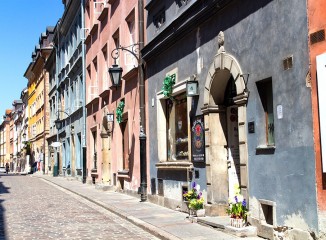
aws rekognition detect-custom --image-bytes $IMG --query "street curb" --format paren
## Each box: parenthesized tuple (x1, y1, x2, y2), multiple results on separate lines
(38, 177, 180, 240)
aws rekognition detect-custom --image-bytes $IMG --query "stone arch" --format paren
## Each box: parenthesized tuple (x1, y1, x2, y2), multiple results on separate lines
(203, 52, 247, 106)
(201, 52, 249, 215)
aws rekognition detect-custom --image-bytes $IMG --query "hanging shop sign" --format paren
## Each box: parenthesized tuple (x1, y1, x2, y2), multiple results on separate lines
(191, 115, 205, 162)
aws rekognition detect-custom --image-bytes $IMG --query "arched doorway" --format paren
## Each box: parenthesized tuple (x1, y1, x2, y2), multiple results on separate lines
(201, 51, 248, 215)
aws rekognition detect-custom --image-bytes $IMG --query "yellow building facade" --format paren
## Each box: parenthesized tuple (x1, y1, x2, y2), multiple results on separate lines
(24, 28, 54, 173)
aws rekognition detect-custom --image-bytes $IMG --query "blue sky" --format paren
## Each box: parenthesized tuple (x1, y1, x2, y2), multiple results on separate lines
(0, 1, 63, 117)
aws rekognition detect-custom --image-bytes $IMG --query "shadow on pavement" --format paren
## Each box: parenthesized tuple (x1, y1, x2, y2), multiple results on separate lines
(0, 174, 11, 240)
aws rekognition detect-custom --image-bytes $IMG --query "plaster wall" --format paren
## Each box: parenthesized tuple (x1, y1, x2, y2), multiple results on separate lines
(145, 0, 318, 232)
(307, 0, 326, 235)
(308, 0, 326, 212)
(85, 0, 146, 192)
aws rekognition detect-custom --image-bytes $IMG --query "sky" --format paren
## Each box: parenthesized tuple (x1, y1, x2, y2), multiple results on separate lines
(0, 1, 64, 117)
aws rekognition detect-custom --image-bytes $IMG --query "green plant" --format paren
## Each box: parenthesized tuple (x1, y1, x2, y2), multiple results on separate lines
(183, 182, 204, 210)
(189, 197, 204, 210)
(162, 74, 176, 99)
(226, 185, 248, 220)
(116, 100, 125, 123)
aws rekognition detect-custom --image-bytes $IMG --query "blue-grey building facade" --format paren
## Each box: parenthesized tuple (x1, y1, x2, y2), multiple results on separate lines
(143, 0, 319, 238)
(47, 0, 86, 180)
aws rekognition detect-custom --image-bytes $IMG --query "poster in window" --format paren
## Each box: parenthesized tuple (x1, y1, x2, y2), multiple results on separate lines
(191, 115, 205, 162)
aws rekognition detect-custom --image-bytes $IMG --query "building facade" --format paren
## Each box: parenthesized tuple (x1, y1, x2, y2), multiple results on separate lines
(143, 0, 319, 238)
(50, 0, 86, 179)
(12, 100, 23, 172)
(18, 88, 30, 174)
(308, 0, 326, 236)
(0, 110, 12, 167)
(84, 0, 146, 194)
(24, 27, 54, 174)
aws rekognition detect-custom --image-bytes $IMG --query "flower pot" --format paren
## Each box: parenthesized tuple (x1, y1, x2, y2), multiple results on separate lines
(195, 208, 205, 217)
(230, 218, 245, 228)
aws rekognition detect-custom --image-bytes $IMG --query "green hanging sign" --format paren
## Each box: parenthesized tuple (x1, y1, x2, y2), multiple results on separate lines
(162, 74, 176, 99)
(116, 100, 125, 123)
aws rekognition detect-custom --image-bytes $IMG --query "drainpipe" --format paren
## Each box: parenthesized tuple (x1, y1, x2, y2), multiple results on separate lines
(81, 0, 87, 184)
(54, 20, 61, 177)
(138, 0, 147, 202)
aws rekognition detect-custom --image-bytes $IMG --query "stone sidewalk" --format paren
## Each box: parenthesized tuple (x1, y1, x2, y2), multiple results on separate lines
(34, 175, 263, 240)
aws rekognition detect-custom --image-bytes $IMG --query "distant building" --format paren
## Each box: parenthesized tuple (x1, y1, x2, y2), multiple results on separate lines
(24, 27, 54, 173)
(48, 0, 86, 179)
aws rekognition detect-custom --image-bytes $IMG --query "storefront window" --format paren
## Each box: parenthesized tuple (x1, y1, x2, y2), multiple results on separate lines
(166, 93, 188, 161)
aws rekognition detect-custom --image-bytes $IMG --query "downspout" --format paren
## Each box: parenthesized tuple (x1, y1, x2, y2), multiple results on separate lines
(54, 20, 61, 177)
(81, 0, 87, 184)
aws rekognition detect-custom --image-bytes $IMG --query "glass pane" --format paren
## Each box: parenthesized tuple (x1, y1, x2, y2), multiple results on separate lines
(167, 94, 188, 161)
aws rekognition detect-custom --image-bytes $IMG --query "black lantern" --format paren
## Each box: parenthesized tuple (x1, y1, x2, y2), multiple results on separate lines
(55, 118, 62, 130)
(108, 64, 123, 88)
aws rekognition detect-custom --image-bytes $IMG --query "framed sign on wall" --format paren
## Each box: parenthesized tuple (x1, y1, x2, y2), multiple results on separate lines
(191, 115, 205, 162)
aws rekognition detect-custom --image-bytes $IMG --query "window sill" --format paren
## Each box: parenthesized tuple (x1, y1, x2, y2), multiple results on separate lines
(117, 169, 130, 178)
(156, 161, 193, 170)
(256, 145, 275, 155)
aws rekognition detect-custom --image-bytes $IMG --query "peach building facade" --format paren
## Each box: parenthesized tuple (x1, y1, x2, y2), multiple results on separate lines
(308, 0, 326, 233)
(85, 0, 146, 192)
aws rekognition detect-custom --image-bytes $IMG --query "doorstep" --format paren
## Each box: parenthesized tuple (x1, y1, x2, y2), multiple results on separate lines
(197, 216, 258, 238)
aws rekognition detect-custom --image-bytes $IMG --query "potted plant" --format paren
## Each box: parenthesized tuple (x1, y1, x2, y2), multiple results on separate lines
(226, 186, 248, 228)
(183, 182, 205, 217)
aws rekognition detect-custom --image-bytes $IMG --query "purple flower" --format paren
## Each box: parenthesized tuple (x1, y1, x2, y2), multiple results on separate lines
(197, 192, 202, 199)
(242, 199, 246, 207)
(192, 182, 196, 189)
(235, 196, 238, 203)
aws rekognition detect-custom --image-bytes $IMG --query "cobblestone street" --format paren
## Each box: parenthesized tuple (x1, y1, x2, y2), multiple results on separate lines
(0, 174, 159, 240)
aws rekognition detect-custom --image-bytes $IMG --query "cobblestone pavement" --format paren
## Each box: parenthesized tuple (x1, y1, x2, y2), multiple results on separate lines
(0, 174, 159, 240)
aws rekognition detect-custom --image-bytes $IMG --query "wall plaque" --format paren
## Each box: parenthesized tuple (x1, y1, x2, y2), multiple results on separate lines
(191, 115, 205, 162)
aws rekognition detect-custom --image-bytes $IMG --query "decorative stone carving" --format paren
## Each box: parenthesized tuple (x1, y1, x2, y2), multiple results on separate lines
(217, 31, 225, 54)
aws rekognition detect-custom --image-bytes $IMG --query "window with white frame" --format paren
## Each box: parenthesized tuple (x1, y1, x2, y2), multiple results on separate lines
(156, 78, 190, 163)
(166, 93, 188, 161)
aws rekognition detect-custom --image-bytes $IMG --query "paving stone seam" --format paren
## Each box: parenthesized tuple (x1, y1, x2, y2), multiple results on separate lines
(39, 177, 181, 240)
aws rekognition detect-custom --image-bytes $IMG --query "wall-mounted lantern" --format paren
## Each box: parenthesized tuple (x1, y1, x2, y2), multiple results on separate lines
(108, 64, 123, 88)
(106, 113, 114, 123)
(186, 80, 199, 97)
(54, 118, 62, 130)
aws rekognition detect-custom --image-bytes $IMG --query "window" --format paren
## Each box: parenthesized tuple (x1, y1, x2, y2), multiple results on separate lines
(256, 78, 274, 146)
(166, 93, 188, 161)
(121, 119, 129, 170)
(126, 10, 135, 45)
(153, 8, 165, 31)
(112, 30, 120, 65)
(101, 45, 108, 89)
(176, 0, 189, 8)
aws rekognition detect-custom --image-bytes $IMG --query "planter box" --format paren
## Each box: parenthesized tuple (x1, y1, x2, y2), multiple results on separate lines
(195, 208, 205, 217)
(230, 218, 245, 228)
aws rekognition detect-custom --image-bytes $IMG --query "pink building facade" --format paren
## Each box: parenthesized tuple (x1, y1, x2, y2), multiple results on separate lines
(85, 0, 147, 193)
